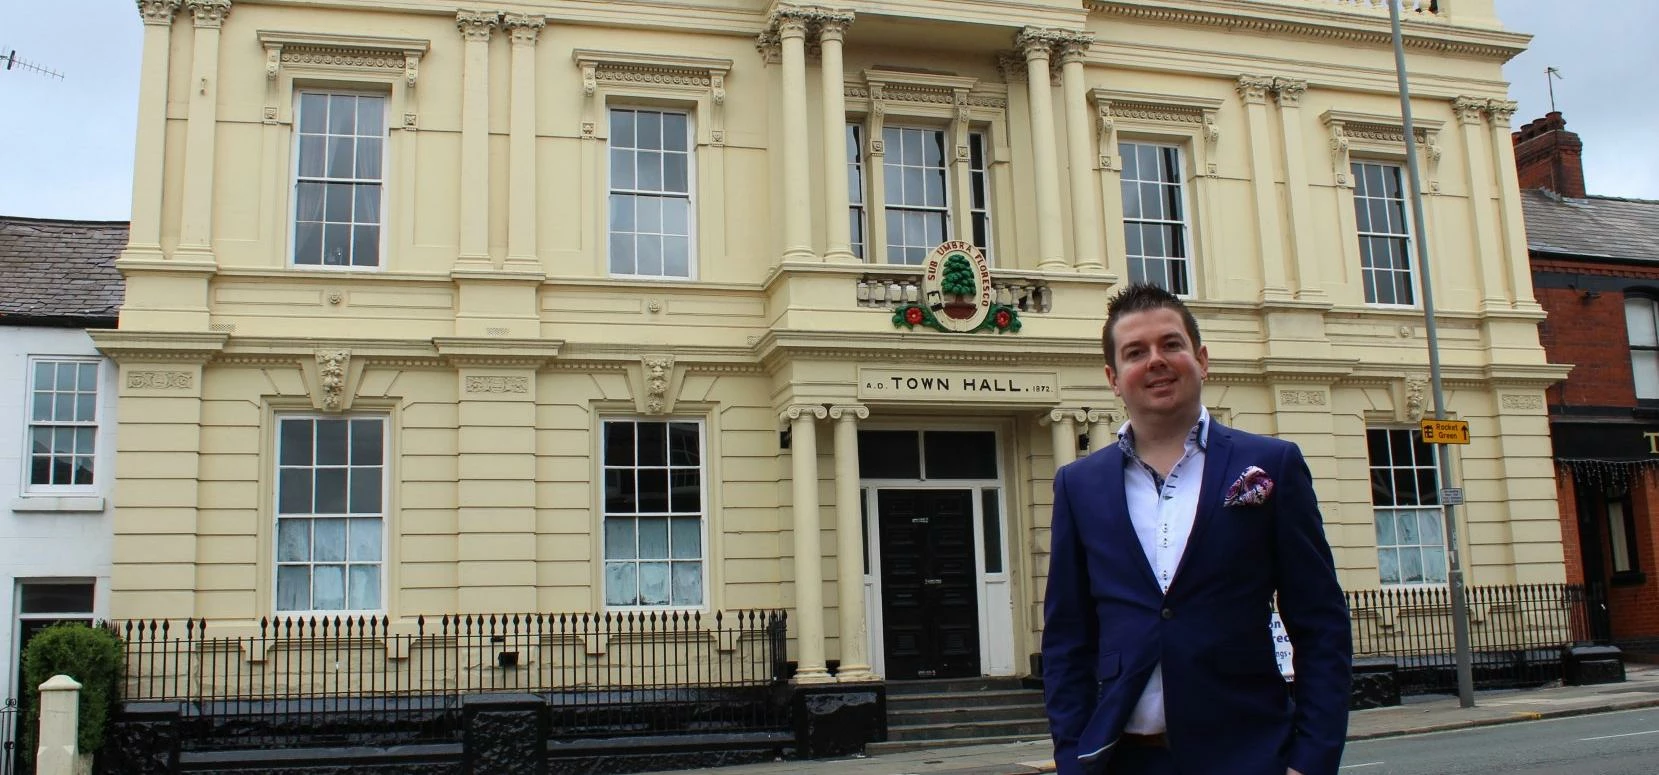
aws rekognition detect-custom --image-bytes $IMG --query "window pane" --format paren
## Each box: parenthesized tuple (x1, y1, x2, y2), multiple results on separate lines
(313, 518, 347, 562)
(349, 518, 381, 561)
(1375, 512, 1396, 547)
(664, 237, 689, 278)
(1419, 510, 1444, 544)
(605, 469, 636, 513)
(670, 516, 700, 559)
(1377, 547, 1400, 586)
(351, 225, 380, 267)
(75, 393, 97, 422)
(672, 562, 703, 605)
(348, 565, 380, 610)
(605, 422, 635, 466)
(328, 95, 356, 134)
(924, 431, 998, 479)
(858, 430, 920, 479)
(349, 467, 381, 514)
(19, 582, 94, 614)
(1626, 300, 1658, 347)
(1400, 548, 1425, 584)
(638, 561, 671, 605)
(1633, 350, 1659, 399)
(605, 518, 637, 560)
(314, 468, 348, 514)
(299, 93, 328, 133)
(1398, 510, 1420, 544)
(73, 456, 94, 485)
(276, 566, 310, 611)
(610, 148, 636, 190)
(316, 421, 348, 465)
(353, 183, 381, 225)
(664, 154, 688, 194)
(638, 111, 663, 150)
(605, 562, 638, 606)
(638, 468, 669, 513)
(638, 423, 667, 466)
(639, 151, 664, 190)
(982, 489, 1003, 574)
(1422, 548, 1448, 583)
(663, 196, 689, 235)
(298, 135, 325, 178)
(611, 109, 636, 148)
(351, 419, 383, 464)
(356, 96, 384, 136)
(670, 469, 700, 513)
(610, 234, 636, 275)
(281, 420, 314, 466)
(278, 519, 310, 562)
(638, 517, 669, 558)
(312, 564, 346, 610)
(326, 136, 353, 178)
(662, 112, 688, 152)
(638, 235, 663, 276)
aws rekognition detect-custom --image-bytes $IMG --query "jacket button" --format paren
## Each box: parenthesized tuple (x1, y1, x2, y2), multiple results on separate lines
(1161, 608, 1174, 620)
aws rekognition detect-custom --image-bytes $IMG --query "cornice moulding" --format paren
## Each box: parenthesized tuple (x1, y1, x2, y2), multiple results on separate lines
(572, 49, 734, 78)
(433, 337, 564, 366)
(89, 330, 229, 362)
(1085, 0, 1529, 62)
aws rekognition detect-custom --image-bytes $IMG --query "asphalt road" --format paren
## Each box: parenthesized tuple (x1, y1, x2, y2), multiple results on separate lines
(1341, 708, 1659, 774)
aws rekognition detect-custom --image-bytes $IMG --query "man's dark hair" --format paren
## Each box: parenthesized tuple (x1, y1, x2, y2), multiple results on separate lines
(1102, 283, 1202, 369)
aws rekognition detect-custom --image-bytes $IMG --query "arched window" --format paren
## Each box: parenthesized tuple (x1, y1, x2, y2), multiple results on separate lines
(1624, 297, 1659, 399)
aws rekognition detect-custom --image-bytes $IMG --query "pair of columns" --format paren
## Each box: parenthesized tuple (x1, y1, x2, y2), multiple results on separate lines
(763, 5, 859, 264)
(781, 403, 875, 684)
(456, 11, 546, 272)
(1014, 28, 1103, 273)
(1046, 407, 1117, 469)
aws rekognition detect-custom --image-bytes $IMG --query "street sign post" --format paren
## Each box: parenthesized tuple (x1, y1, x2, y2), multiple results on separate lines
(1420, 419, 1471, 445)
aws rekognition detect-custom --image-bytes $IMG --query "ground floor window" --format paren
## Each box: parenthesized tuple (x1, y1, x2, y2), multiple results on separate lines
(602, 419, 705, 607)
(275, 416, 386, 612)
(1368, 427, 1447, 586)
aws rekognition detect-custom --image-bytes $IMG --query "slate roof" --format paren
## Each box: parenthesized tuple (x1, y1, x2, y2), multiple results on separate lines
(1522, 188, 1659, 264)
(0, 216, 127, 324)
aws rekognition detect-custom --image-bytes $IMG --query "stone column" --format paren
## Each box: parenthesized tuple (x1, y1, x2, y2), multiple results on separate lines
(766, 7, 815, 263)
(1453, 96, 1506, 311)
(818, 10, 858, 263)
(1017, 28, 1067, 272)
(1486, 99, 1539, 312)
(1272, 78, 1325, 302)
(1057, 34, 1103, 273)
(128, 1, 182, 262)
(1086, 408, 1115, 456)
(1047, 408, 1079, 469)
(1237, 75, 1290, 302)
(177, 0, 231, 261)
(503, 13, 545, 274)
(784, 403, 832, 683)
(456, 10, 498, 268)
(828, 404, 875, 681)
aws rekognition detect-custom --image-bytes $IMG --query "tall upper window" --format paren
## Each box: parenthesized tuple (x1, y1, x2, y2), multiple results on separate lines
(1625, 297, 1659, 399)
(1120, 142, 1190, 295)
(602, 420, 705, 607)
(26, 359, 99, 491)
(276, 417, 385, 612)
(1368, 428, 1446, 586)
(1351, 161, 1413, 305)
(849, 124, 993, 266)
(610, 108, 693, 279)
(293, 92, 385, 268)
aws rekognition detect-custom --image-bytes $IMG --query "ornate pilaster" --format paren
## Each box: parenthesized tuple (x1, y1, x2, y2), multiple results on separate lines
(1485, 98, 1536, 311)
(185, 0, 229, 27)
(1237, 75, 1290, 302)
(763, 6, 816, 263)
(503, 13, 545, 274)
(1056, 32, 1102, 273)
(818, 10, 858, 263)
(828, 404, 876, 681)
(1272, 77, 1323, 302)
(783, 403, 832, 683)
(456, 10, 500, 269)
(125, 1, 183, 262)
(1016, 27, 1068, 271)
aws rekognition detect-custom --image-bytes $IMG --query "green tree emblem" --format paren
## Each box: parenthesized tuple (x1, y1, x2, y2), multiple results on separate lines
(941, 253, 976, 298)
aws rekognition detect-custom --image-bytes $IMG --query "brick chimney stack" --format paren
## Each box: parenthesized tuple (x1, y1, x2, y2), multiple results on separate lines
(1511, 111, 1586, 198)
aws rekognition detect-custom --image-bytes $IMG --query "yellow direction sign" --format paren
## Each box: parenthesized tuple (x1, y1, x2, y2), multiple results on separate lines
(1420, 419, 1470, 445)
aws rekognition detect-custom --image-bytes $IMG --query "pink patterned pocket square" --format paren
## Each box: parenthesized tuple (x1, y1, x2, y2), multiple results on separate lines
(1224, 466, 1274, 507)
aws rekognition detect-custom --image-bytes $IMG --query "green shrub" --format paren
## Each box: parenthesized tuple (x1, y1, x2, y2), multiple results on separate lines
(19, 622, 123, 764)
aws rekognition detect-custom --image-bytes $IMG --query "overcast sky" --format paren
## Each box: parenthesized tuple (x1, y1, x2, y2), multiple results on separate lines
(0, 0, 1652, 221)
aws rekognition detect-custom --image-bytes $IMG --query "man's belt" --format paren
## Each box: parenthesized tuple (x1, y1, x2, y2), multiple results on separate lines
(1119, 732, 1169, 749)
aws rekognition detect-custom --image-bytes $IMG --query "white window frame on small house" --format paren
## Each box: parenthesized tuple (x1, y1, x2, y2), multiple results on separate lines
(1624, 295, 1659, 400)
(846, 70, 1008, 265)
(574, 50, 732, 282)
(22, 358, 101, 494)
(1091, 89, 1222, 297)
(258, 31, 428, 273)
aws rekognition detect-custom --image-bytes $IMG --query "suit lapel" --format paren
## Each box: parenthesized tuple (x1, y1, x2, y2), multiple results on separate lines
(1169, 422, 1234, 594)
(1100, 445, 1163, 594)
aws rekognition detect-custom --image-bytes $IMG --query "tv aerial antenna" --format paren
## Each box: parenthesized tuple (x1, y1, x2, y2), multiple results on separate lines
(1, 48, 65, 80)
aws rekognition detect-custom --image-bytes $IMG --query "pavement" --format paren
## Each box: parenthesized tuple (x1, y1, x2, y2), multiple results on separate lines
(658, 663, 1659, 775)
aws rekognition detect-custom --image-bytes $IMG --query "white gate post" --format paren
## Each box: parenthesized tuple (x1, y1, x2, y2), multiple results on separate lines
(35, 674, 87, 775)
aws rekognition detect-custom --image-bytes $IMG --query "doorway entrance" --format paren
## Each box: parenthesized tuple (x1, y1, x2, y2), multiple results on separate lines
(877, 489, 980, 680)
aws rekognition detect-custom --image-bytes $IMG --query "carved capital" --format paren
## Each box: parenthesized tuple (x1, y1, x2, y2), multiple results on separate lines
(185, 0, 230, 28)
(1452, 96, 1487, 125)
(1484, 98, 1518, 127)
(1271, 77, 1306, 107)
(316, 350, 351, 412)
(1014, 27, 1063, 61)
(456, 10, 499, 43)
(137, 0, 182, 25)
(828, 404, 869, 422)
(1236, 75, 1274, 105)
(1048, 407, 1086, 424)
(1055, 31, 1095, 66)
(503, 13, 545, 46)
(781, 404, 828, 423)
(1084, 408, 1115, 426)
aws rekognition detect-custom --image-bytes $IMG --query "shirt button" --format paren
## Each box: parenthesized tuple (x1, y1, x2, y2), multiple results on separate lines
(1161, 608, 1174, 620)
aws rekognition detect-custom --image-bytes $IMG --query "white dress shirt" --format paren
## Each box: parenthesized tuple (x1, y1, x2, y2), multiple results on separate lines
(1117, 407, 1210, 735)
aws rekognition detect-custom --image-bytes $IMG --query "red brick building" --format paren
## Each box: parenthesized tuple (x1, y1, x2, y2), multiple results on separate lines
(1522, 113, 1659, 650)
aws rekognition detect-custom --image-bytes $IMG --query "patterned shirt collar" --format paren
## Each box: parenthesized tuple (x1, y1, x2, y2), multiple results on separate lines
(1116, 405, 1211, 462)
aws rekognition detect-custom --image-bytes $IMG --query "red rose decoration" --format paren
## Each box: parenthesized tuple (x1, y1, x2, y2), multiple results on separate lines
(905, 307, 924, 325)
(994, 309, 1012, 329)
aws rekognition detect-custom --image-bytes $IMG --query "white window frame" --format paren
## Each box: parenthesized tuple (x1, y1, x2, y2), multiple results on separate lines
(289, 89, 389, 271)
(600, 418, 708, 610)
(1119, 141, 1194, 296)
(606, 106, 698, 281)
(22, 358, 101, 495)
(1351, 160, 1416, 307)
(1368, 427, 1448, 587)
(273, 414, 389, 615)
(1625, 296, 1659, 400)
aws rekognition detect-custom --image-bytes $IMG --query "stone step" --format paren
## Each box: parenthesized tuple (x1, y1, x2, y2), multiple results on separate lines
(887, 702, 1047, 726)
(866, 733, 1051, 756)
(885, 688, 1044, 711)
(884, 718, 1053, 742)
(884, 676, 1034, 695)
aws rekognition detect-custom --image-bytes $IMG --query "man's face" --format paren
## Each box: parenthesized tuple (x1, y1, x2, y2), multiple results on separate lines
(1104, 307, 1208, 423)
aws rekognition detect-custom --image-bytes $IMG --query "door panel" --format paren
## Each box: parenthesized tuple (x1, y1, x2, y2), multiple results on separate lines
(879, 489, 981, 679)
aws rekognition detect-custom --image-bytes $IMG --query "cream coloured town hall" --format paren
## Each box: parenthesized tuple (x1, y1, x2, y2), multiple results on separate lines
(97, 0, 1562, 685)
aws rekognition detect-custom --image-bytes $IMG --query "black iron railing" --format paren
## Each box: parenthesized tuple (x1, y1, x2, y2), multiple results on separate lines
(1347, 583, 1594, 692)
(114, 610, 789, 750)
(1, 696, 17, 775)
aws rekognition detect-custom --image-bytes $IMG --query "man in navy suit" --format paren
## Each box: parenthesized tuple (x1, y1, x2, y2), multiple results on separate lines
(1042, 284, 1351, 775)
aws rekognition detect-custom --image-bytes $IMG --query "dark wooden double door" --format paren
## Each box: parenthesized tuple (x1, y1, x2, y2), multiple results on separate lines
(879, 489, 981, 680)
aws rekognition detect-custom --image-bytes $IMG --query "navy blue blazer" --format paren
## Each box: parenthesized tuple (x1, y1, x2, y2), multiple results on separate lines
(1041, 422, 1351, 775)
